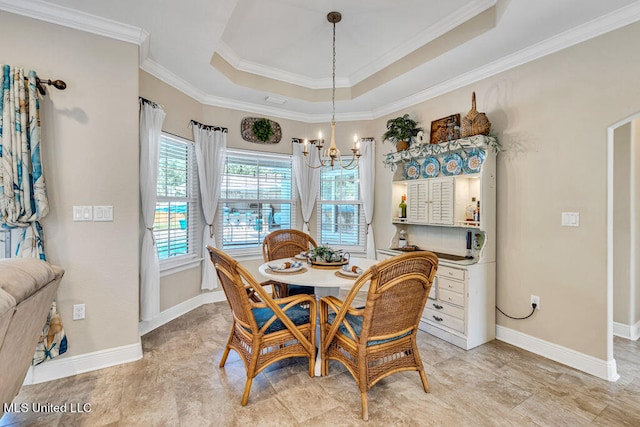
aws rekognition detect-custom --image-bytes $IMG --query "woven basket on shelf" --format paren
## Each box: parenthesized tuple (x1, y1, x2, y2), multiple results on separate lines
(461, 92, 491, 137)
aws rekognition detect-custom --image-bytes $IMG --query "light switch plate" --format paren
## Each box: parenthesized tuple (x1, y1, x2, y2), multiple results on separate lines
(94, 206, 113, 221)
(561, 212, 579, 227)
(73, 206, 92, 221)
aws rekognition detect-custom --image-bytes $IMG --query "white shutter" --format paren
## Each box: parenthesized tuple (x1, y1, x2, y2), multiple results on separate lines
(429, 178, 454, 225)
(407, 181, 428, 223)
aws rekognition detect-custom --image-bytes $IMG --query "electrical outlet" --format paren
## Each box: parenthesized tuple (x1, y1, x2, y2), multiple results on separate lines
(530, 295, 540, 310)
(73, 304, 85, 320)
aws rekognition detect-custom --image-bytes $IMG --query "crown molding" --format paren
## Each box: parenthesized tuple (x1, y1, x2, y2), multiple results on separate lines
(349, 0, 496, 85)
(0, 0, 148, 47)
(215, 0, 495, 90)
(7, 0, 640, 123)
(371, 0, 640, 119)
(216, 40, 351, 89)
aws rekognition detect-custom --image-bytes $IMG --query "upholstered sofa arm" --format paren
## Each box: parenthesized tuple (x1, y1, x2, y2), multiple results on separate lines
(0, 258, 65, 415)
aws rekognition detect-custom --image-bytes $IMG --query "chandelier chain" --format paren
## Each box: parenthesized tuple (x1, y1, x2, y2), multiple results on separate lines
(332, 18, 336, 124)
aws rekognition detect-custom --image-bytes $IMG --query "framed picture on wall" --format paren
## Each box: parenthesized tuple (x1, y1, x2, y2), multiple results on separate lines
(429, 114, 460, 144)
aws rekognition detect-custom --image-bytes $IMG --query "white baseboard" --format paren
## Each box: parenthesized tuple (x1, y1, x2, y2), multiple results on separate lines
(138, 290, 226, 336)
(21, 291, 228, 387)
(23, 341, 143, 385)
(613, 320, 640, 341)
(496, 325, 620, 382)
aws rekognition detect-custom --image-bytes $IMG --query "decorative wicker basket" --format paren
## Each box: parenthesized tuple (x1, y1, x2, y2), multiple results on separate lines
(309, 258, 349, 269)
(461, 92, 491, 137)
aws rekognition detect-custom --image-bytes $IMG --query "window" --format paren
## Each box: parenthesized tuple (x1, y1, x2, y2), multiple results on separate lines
(154, 133, 201, 268)
(219, 149, 295, 252)
(317, 163, 365, 250)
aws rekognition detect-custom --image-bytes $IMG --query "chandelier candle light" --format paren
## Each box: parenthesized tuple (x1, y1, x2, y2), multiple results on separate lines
(299, 11, 361, 170)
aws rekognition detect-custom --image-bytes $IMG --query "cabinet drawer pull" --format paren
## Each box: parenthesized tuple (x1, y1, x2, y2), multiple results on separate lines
(433, 315, 443, 322)
(433, 304, 443, 310)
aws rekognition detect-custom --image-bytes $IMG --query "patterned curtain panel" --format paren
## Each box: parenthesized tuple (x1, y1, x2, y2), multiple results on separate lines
(0, 65, 67, 364)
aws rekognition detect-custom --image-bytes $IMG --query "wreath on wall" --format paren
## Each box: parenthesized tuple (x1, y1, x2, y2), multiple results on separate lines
(252, 118, 274, 142)
(241, 117, 282, 144)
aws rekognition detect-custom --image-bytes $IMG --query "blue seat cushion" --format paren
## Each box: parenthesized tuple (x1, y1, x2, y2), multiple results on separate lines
(252, 303, 310, 334)
(328, 309, 412, 346)
(286, 284, 314, 296)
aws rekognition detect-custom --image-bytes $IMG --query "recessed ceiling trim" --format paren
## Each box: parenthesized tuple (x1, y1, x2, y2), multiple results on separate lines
(348, 0, 497, 85)
(0, 0, 148, 47)
(216, 40, 350, 89)
(372, 0, 640, 119)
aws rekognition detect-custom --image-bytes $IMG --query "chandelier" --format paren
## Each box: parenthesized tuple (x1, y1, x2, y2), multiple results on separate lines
(299, 11, 361, 170)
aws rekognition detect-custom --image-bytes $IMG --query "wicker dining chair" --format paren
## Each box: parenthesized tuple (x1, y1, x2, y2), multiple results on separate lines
(319, 251, 438, 420)
(262, 229, 317, 297)
(207, 246, 316, 406)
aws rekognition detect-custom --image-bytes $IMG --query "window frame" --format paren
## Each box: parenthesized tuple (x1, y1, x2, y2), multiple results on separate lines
(316, 160, 366, 252)
(217, 148, 296, 257)
(155, 132, 202, 273)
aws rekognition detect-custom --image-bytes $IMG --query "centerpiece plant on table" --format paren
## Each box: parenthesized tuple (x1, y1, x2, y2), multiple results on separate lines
(308, 245, 344, 263)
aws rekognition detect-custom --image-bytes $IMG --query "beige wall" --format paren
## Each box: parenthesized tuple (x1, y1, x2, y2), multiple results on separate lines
(374, 21, 640, 360)
(633, 120, 640, 326)
(613, 124, 631, 325)
(0, 12, 140, 355)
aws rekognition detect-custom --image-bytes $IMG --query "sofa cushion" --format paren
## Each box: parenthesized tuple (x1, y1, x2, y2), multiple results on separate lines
(0, 258, 56, 305)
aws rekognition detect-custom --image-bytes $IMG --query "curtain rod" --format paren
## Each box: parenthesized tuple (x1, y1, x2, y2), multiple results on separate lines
(189, 119, 228, 133)
(23, 76, 67, 96)
(139, 97, 162, 109)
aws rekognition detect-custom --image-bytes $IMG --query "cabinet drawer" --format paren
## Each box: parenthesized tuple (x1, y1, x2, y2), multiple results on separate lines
(424, 308, 465, 334)
(426, 300, 464, 320)
(438, 276, 464, 294)
(439, 288, 465, 307)
(438, 266, 465, 281)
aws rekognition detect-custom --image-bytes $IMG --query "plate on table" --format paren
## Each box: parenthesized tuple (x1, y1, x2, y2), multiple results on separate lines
(463, 149, 485, 174)
(442, 153, 463, 176)
(404, 160, 421, 180)
(335, 265, 363, 279)
(421, 157, 440, 178)
(342, 265, 363, 277)
(267, 261, 305, 273)
(294, 252, 308, 260)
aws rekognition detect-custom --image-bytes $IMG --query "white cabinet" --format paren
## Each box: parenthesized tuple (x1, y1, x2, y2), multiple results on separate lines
(385, 135, 496, 350)
(397, 177, 454, 225)
(422, 263, 496, 350)
(377, 249, 496, 350)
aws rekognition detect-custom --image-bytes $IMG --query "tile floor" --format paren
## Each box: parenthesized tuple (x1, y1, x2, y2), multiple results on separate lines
(2, 299, 639, 426)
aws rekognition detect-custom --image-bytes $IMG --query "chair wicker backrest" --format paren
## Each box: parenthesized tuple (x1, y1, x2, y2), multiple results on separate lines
(361, 253, 438, 344)
(207, 246, 317, 406)
(262, 229, 317, 261)
(208, 246, 259, 332)
(320, 251, 438, 420)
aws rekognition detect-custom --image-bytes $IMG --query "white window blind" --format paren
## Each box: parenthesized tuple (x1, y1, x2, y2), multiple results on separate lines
(219, 149, 295, 251)
(317, 162, 365, 250)
(155, 133, 201, 268)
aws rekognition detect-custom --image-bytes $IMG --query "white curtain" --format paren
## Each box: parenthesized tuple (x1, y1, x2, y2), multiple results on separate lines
(139, 99, 165, 321)
(292, 143, 320, 233)
(359, 139, 376, 259)
(193, 123, 226, 290)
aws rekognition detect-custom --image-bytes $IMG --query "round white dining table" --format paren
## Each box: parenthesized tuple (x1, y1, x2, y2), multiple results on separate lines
(258, 256, 379, 376)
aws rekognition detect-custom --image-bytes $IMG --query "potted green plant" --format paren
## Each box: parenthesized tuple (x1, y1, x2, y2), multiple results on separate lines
(308, 245, 344, 263)
(382, 114, 423, 151)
